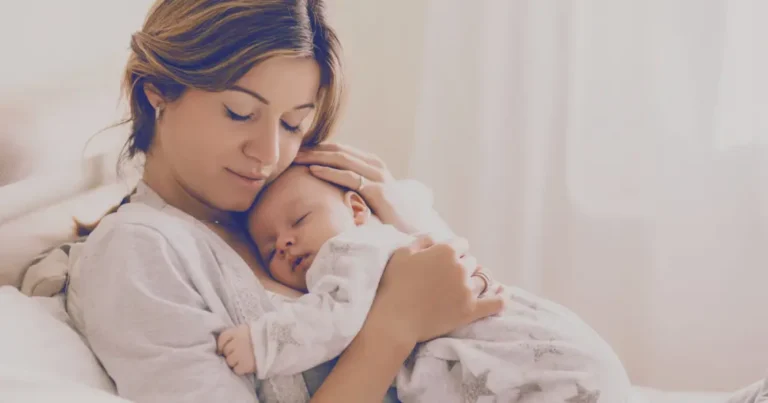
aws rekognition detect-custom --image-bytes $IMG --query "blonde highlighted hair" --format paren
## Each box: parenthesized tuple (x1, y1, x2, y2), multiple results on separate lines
(76, 0, 344, 236)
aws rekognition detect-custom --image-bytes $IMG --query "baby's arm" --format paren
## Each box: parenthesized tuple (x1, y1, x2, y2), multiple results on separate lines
(220, 225, 407, 380)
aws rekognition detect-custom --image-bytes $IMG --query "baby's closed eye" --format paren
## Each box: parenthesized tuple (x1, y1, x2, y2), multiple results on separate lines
(293, 211, 310, 226)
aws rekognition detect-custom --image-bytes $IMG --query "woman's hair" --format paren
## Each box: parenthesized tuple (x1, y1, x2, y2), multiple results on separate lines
(75, 0, 344, 236)
(124, 0, 343, 160)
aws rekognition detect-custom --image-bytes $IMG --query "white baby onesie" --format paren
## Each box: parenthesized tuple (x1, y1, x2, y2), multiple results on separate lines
(248, 223, 632, 403)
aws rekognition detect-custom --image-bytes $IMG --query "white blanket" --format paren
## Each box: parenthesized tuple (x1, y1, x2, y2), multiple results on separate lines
(247, 224, 633, 402)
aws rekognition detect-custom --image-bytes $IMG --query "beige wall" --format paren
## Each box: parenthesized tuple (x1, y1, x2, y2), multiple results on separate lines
(0, 0, 426, 219)
(0, 1, 153, 219)
(0, 1, 153, 186)
(0, 1, 425, 186)
(327, 0, 427, 179)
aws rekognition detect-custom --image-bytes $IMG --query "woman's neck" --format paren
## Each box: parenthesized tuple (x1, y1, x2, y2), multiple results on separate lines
(143, 155, 233, 226)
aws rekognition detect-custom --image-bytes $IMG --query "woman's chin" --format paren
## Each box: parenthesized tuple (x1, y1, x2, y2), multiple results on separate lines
(208, 188, 258, 213)
(221, 196, 257, 213)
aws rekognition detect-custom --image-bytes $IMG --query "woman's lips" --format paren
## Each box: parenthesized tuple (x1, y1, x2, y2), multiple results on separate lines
(226, 168, 266, 187)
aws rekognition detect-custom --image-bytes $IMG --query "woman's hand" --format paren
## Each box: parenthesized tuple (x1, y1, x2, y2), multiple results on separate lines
(295, 142, 393, 184)
(294, 143, 414, 232)
(369, 235, 506, 344)
(469, 264, 505, 297)
(310, 235, 505, 403)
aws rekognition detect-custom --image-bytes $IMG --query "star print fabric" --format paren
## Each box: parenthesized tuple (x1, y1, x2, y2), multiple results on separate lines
(248, 223, 632, 402)
(396, 282, 631, 402)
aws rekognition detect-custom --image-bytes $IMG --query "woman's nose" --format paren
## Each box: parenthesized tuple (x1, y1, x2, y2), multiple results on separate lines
(243, 118, 280, 167)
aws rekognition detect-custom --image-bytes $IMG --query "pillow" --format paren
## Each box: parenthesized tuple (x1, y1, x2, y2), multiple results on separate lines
(0, 369, 128, 403)
(0, 287, 116, 395)
(0, 183, 131, 290)
(21, 239, 85, 297)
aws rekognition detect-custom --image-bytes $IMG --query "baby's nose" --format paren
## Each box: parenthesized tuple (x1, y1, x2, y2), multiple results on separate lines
(276, 236, 295, 251)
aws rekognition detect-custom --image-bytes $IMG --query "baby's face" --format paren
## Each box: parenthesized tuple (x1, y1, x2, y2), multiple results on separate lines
(248, 166, 366, 292)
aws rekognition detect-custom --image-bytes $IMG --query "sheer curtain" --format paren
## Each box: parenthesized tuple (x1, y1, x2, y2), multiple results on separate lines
(409, 0, 768, 391)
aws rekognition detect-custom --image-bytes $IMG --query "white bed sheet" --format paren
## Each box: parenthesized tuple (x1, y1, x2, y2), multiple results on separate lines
(0, 290, 739, 403)
(0, 370, 128, 403)
(0, 382, 731, 403)
(632, 386, 730, 403)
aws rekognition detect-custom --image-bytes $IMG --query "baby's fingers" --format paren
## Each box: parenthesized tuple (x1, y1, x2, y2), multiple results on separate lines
(225, 353, 239, 368)
(233, 361, 251, 376)
(216, 329, 234, 355)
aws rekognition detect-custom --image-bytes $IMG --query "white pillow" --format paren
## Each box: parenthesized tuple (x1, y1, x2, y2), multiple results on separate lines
(0, 287, 116, 395)
(631, 386, 731, 403)
(0, 369, 128, 403)
(0, 183, 131, 289)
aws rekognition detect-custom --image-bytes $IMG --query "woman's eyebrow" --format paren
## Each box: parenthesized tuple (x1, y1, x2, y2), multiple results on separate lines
(230, 85, 315, 110)
(231, 85, 270, 104)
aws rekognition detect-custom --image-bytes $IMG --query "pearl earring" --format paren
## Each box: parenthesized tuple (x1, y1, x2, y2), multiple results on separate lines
(155, 105, 162, 121)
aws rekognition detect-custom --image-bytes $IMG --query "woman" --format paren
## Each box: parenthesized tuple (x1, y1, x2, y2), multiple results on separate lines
(66, 1, 504, 402)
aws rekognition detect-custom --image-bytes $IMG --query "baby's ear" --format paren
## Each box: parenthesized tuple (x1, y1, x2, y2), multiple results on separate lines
(344, 191, 370, 226)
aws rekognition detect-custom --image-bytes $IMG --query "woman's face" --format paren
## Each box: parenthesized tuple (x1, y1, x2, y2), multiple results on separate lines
(147, 56, 321, 212)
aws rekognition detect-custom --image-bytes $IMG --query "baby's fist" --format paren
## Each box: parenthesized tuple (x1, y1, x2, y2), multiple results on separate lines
(217, 324, 256, 375)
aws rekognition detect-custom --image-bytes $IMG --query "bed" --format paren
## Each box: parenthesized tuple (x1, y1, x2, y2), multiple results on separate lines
(0, 168, 748, 403)
(0, 289, 735, 403)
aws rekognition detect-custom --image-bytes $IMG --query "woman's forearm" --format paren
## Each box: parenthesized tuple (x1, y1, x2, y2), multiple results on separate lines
(310, 312, 415, 402)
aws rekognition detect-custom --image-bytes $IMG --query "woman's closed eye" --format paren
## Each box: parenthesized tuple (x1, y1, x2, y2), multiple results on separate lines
(225, 105, 252, 122)
(281, 121, 301, 133)
(225, 105, 302, 133)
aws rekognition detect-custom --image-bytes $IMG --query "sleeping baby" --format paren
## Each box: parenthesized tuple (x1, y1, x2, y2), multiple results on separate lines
(216, 165, 631, 403)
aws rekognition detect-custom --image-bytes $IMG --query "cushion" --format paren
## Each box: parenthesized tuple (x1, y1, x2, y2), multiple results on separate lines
(0, 183, 131, 290)
(21, 239, 85, 297)
(631, 386, 732, 402)
(0, 370, 128, 403)
(0, 286, 116, 394)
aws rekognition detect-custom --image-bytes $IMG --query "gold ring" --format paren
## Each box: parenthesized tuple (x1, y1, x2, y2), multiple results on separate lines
(471, 271, 491, 295)
(356, 174, 366, 191)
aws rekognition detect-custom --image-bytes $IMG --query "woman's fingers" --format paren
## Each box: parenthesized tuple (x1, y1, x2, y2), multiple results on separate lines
(378, 237, 507, 343)
(309, 142, 387, 169)
(470, 273, 488, 296)
(295, 148, 389, 183)
(409, 234, 437, 251)
(460, 254, 478, 276)
(468, 295, 505, 322)
(447, 237, 470, 262)
(307, 165, 368, 191)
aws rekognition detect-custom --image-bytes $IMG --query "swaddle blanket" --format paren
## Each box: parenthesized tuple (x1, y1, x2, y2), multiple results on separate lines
(726, 378, 768, 403)
(247, 223, 632, 402)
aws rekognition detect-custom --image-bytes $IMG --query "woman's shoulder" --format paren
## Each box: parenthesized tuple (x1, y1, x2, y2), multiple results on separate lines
(67, 203, 211, 333)
(74, 202, 210, 282)
(85, 202, 200, 250)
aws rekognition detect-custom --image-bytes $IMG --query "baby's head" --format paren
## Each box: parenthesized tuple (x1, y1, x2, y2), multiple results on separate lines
(248, 165, 371, 292)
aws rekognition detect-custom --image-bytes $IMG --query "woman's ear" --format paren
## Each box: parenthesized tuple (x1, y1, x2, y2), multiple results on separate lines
(143, 83, 165, 110)
(344, 191, 371, 226)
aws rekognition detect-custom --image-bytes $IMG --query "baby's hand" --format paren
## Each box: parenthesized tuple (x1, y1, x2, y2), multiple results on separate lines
(217, 324, 256, 376)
